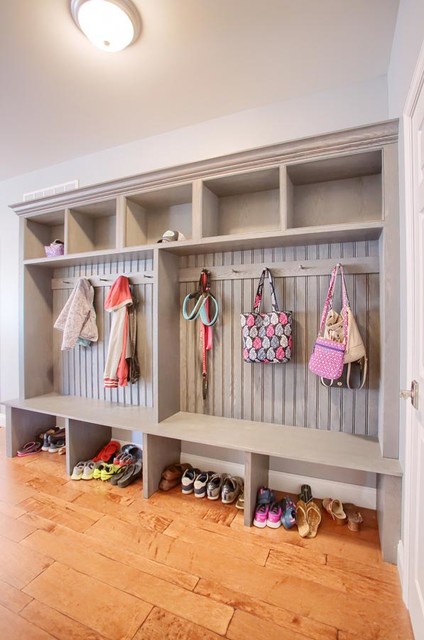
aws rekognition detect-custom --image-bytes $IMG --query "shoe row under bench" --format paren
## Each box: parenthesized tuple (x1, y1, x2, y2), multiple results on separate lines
(4, 393, 402, 562)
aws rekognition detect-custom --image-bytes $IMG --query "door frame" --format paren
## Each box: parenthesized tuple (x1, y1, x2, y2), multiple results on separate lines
(400, 39, 424, 606)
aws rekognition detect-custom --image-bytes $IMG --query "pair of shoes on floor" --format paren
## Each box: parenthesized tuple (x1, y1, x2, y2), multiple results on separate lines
(109, 460, 143, 487)
(182, 469, 243, 504)
(296, 499, 322, 538)
(41, 428, 66, 453)
(322, 497, 363, 531)
(71, 460, 96, 480)
(158, 463, 192, 491)
(92, 440, 120, 464)
(253, 486, 276, 528)
(16, 441, 42, 457)
(113, 444, 143, 467)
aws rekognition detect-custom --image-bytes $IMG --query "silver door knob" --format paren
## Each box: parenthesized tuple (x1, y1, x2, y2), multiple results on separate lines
(400, 380, 419, 409)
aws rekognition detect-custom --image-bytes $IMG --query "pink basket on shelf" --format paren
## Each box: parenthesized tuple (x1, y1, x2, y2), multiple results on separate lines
(44, 239, 64, 257)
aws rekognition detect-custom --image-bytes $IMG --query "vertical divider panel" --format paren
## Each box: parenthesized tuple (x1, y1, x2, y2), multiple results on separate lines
(192, 179, 203, 241)
(279, 165, 290, 231)
(244, 451, 269, 526)
(155, 249, 180, 421)
(143, 433, 181, 497)
(116, 195, 126, 249)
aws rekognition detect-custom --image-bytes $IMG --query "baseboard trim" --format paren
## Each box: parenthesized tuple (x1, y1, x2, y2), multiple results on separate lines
(180, 452, 376, 509)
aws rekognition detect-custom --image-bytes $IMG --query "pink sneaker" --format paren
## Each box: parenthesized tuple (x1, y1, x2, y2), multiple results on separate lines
(266, 502, 282, 528)
(253, 503, 269, 528)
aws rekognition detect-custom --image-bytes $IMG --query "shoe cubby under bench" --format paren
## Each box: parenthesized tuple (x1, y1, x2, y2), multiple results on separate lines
(4, 394, 402, 562)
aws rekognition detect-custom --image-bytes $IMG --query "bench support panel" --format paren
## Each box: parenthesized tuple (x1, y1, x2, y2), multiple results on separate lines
(143, 433, 181, 498)
(377, 474, 402, 563)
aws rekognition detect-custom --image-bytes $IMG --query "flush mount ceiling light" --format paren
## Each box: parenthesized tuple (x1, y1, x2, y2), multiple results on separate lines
(70, 0, 141, 52)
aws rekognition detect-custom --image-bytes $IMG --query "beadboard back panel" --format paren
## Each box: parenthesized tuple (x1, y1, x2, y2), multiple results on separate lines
(180, 241, 380, 435)
(53, 255, 154, 406)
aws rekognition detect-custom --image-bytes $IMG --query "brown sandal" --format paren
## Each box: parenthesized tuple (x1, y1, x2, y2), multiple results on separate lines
(296, 500, 310, 538)
(322, 497, 347, 525)
(344, 503, 363, 532)
(306, 501, 322, 538)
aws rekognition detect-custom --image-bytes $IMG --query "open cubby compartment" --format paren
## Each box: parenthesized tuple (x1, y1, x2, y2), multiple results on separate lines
(67, 198, 117, 254)
(201, 167, 282, 238)
(124, 183, 193, 247)
(23, 210, 66, 260)
(284, 150, 383, 229)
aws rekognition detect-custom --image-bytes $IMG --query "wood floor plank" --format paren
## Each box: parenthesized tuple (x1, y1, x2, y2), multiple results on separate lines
(266, 548, 403, 603)
(147, 486, 238, 525)
(22, 562, 153, 640)
(23, 524, 199, 592)
(164, 517, 270, 566)
(0, 577, 33, 613)
(20, 600, 109, 640)
(133, 607, 225, 639)
(18, 494, 103, 533)
(73, 491, 173, 533)
(195, 578, 337, 640)
(227, 609, 313, 640)
(0, 535, 54, 590)
(0, 602, 56, 639)
(0, 510, 36, 542)
(325, 552, 400, 587)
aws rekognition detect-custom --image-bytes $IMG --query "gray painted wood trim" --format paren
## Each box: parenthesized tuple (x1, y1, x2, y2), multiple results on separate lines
(377, 474, 402, 563)
(10, 121, 398, 216)
(6, 406, 57, 457)
(179, 257, 379, 282)
(67, 418, 111, 475)
(244, 451, 269, 526)
(143, 433, 181, 498)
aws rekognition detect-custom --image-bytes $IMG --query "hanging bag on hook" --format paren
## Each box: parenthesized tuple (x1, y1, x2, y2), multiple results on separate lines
(309, 263, 367, 387)
(240, 267, 293, 363)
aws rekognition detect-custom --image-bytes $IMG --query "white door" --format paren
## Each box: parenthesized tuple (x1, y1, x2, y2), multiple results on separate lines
(404, 56, 424, 639)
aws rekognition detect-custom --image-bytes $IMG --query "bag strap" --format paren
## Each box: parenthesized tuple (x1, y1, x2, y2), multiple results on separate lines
(319, 263, 350, 341)
(253, 268, 280, 313)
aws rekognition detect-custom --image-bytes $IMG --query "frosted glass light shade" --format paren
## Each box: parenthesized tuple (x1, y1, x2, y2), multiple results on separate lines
(71, 0, 141, 52)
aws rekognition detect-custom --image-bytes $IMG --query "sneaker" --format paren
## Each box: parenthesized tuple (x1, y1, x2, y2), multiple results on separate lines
(71, 461, 86, 480)
(48, 439, 65, 453)
(236, 492, 244, 510)
(253, 503, 269, 528)
(100, 463, 119, 481)
(41, 433, 50, 452)
(281, 497, 297, 529)
(81, 461, 95, 480)
(181, 467, 200, 494)
(266, 502, 282, 528)
(193, 471, 214, 498)
(256, 486, 275, 506)
(93, 461, 107, 480)
(206, 473, 224, 500)
(221, 476, 243, 504)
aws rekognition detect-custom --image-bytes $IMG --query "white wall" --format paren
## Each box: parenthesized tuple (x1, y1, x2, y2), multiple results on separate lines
(388, 0, 424, 118)
(0, 75, 388, 404)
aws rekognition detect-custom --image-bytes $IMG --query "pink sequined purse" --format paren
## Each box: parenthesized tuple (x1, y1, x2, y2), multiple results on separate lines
(308, 264, 347, 380)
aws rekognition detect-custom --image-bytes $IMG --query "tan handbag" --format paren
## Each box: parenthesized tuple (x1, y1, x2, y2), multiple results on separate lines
(321, 265, 367, 389)
(324, 308, 366, 364)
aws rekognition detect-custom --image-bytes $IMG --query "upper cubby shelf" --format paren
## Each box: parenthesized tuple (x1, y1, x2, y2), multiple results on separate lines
(67, 199, 117, 253)
(15, 121, 396, 265)
(124, 183, 193, 246)
(200, 167, 281, 238)
(284, 150, 383, 230)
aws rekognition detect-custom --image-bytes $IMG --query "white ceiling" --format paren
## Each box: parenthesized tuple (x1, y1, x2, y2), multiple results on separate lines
(0, 0, 399, 181)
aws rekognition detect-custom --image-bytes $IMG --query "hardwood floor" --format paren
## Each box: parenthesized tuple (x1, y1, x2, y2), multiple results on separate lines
(0, 428, 413, 640)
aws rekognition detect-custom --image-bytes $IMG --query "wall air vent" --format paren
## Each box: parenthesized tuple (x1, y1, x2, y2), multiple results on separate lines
(23, 180, 79, 202)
